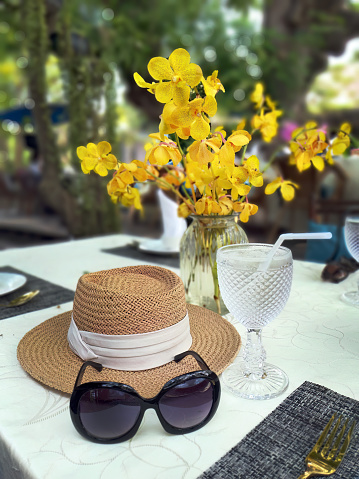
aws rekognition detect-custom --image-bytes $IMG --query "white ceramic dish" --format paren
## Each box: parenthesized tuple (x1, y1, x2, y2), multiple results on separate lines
(138, 239, 179, 255)
(0, 273, 27, 296)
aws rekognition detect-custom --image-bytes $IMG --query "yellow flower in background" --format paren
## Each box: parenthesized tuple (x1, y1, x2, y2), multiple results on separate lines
(76, 141, 117, 176)
(140, 48, 202, 105)
(252, 109, 282, 143)
(250, 83, 264, 109)
(235, 119, 246, 131)
(289, 123, 328, 172)
(265, 177, 299, 201)
(201, 70, 225, 97)
(326, 123, 351, 163)
(265, 95, 277, 111)
(171, 95, 217, 140)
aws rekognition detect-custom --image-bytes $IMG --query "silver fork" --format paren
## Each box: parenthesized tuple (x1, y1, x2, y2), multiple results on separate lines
(297, 413, 356, 478)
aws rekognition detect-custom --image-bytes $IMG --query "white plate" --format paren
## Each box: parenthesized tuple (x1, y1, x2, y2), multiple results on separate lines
(0, 273, 27, 296)
(138, 239, 179, 255)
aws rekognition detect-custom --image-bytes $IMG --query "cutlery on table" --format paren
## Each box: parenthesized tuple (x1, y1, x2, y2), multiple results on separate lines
(297, 413, 356, 478)
(0, 290, 40, 308)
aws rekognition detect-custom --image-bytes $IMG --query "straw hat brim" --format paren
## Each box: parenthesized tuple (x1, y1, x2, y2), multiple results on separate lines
(17, 304, 241, 398)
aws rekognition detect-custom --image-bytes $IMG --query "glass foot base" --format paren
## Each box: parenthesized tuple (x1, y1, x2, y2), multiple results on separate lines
(222, 361, 289, 400)
(341, 291, 359, 306)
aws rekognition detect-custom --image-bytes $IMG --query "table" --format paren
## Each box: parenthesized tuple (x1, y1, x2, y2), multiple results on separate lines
(0, 234, 358, 479)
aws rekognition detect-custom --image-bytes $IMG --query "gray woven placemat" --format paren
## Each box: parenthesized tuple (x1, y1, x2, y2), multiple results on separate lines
(0, 266, 74, 320)
(102, 245, 180, 268)
(200, 382, 359, 479)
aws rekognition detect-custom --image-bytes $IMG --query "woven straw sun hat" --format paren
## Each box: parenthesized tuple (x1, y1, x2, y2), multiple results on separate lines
(18, 265, 241, 398)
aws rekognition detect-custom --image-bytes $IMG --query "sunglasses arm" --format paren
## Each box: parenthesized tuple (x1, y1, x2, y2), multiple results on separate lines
(74, 360, 103, 388)
(174, 350, 210, 371)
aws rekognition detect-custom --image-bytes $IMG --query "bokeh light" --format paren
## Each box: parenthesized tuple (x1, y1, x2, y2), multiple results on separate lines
(247, 65, 262, 78)
(103, 72, 112, 82)
(24, 98, 35, 109)
(233, 89, 245, 101)
(204, 47, 217, 62)
(246, 53, 258, 65)
(102, 8, 114, 21)
(236, 45, 248, 58)
(16, 56, 28, 68)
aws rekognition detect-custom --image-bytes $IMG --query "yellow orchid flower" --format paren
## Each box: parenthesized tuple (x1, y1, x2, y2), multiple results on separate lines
(289, 123, 328, 172)
(265, 95, 277, 111)
(112, 186, 143, 211)
(139, 48, 202, 106)
(243, 155, 263, 187)
(178, 202, 193, 218)
(326, 123, 351, 160)
(250, 82, 264, 109)
(185, 161, 213, 194)
(161, 169, 186, 189)
(107, 161, 147, 195)
(145, 133, 182, 166)
(195, 197, 231, 215)
(76, 141, 118, 176)
(171, 95, 217, 141)
(224, 170, 251, 201)
(265, 177, 299, 201)
(187, 136, 222, 165)
(133, 73, 157, 94)
(201, 70, 225, 97)
(252, 109, 282, 143)
(233, 201, 258, 223)
(159, 101, 191, 139)
(235, 119, 246, 131)
(218, 130, 251, 166)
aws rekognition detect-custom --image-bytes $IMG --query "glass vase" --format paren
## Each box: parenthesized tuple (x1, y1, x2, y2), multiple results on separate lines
(180, 215, 248, 315)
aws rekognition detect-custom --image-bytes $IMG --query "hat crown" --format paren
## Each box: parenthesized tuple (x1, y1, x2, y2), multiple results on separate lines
(72, 265, 187, 335)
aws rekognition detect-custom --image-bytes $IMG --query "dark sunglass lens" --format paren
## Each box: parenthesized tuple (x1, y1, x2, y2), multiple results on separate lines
(159, 378, 214, 429)
(78, 388, 141, 440)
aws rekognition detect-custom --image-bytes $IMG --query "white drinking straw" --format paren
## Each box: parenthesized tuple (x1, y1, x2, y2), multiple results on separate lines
(257, 232, 333, 272)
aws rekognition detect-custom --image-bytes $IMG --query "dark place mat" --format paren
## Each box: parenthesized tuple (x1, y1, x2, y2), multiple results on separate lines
(200, 382, 359, 479)
(0, 266, 75, 320)
(102, 245, 180, 269)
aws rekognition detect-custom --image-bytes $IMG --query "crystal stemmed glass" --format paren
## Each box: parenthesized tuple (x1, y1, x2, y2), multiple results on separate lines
(341, 217, 359, 305)
(217, 243, 293, 400)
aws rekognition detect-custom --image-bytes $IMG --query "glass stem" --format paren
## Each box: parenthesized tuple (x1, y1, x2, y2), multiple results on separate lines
(243, 329, 266, 380)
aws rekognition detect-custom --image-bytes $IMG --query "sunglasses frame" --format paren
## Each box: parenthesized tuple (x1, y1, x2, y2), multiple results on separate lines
(70, 350, 221, 443)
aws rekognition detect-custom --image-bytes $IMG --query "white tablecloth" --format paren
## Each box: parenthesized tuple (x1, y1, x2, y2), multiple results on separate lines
(0, 234, 358, 479)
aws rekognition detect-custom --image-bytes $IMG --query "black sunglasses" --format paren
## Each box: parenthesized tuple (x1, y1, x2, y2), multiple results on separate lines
(70, 350, 220, 443)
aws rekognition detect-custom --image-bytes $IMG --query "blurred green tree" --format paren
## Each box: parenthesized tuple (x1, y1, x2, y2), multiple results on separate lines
(1, 0, 359, 237)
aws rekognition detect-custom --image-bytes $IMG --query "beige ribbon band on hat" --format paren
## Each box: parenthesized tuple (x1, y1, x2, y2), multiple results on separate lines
(67, 313, 192, 371)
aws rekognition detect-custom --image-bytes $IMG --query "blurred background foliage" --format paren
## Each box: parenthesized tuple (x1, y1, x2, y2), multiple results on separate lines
(1, 0, 359, 238)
